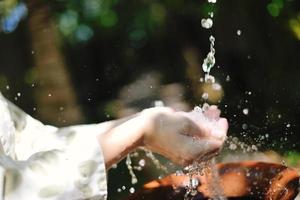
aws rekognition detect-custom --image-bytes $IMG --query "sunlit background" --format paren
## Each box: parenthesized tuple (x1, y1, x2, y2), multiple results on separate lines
(1, 0, 300, 199)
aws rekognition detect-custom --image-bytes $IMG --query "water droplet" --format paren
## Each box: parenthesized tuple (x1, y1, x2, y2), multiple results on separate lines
(131, 152, 139, 157)
(251, 145, 258, 151)
(204, 74, 215, 83)
(201, 18, 213, 29)
(226, 75, 230, 82)
(202, 93, 209, 100)
(190, 189, 198, 196)
(209, 35, 215, 43)
(112, 164, 118, 169)
(202, 103, 210, 112)
(129, 187, 135, 194)
(154, 100, 164, 107)
(6, 85, 10, 90)
(242, 123, 248, 130)
(286, 123, 291, 128)
(243, 108, 249, 115)
(281, 160, 287, 167)
(121, 186, 126, 190)
(117, 188, 122, 192)
(176, 170, 184, 176)
(134, 166, 142, 171)
(48, 93, 52, 97)
(191, 178, 199, 189)
(138, 159, 146, 167)
(229, 143, 237, 150)
(278, 114, 282, 119)
(208, 0, 217, 3)
(193, 106, 202, 113)
(17, 92, 21, 97)
(212, 83, 222, 90)
(237, 29, 242, 36)
(131, 178, 138, 184)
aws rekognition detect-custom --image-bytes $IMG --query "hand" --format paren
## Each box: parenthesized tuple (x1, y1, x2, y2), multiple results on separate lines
(141, 106, 228, 166)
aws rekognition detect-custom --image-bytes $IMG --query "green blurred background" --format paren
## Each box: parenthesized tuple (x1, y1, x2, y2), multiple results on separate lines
(0, 0, 300, 199)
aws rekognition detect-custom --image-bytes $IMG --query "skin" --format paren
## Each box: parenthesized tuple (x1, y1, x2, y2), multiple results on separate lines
(97, 105, 228, 169)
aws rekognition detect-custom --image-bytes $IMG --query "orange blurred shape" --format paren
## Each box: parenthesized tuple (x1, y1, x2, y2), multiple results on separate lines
(126, 161, 299, 200)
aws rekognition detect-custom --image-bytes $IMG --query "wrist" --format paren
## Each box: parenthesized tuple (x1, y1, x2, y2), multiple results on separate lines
(139, 107, 175, 150)
(138, 111, 155, 148)
(98, 115, 148, 168)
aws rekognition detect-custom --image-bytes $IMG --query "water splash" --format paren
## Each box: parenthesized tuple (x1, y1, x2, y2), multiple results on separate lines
(202, 35, 216, 74)
(144, 149, 168, 173)
(126, 155, 138, 184)
(180, 104, 227, 200)
(182, 0, 228, 199)
(125, 148, 169, 187)
(182, 160, 210, 200)
(207, 159, 227, 200)
(184, 175, 200, 200)
(182, 158, 227, 200)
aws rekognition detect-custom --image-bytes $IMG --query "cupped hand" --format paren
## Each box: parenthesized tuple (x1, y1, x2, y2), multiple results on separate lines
(141, 106, 228, 166)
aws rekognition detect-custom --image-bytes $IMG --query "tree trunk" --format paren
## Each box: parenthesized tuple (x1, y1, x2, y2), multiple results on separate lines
(27, 0, 83, 125)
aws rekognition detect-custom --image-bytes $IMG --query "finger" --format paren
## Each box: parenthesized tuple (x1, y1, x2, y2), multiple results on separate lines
(204, 105, 221, 120)
(210, 118, 228, 140)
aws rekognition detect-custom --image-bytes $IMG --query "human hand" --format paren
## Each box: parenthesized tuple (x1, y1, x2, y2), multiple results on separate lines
(141, 106, 228, 166)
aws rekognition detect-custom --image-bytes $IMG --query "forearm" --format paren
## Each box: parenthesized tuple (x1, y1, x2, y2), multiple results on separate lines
(97, 114, 148, 169)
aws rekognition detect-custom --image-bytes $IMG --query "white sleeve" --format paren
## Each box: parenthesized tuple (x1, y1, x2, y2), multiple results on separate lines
(3, 101, 107, 200)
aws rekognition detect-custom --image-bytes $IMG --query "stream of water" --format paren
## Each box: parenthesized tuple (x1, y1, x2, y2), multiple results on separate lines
(182, 0, 228, 199)
(124, 0, 259, 198)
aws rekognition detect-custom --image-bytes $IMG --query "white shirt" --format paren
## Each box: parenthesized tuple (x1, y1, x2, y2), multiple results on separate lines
(0, 93, 107, 200)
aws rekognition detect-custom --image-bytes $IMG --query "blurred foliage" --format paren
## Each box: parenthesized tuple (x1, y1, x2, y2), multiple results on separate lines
(0, 0, 295, 40)
(0, 0, 296, 37)
(0, 0, 27, 33)
(0, 0, 17, 17)
(289, 14, 300, 40)
(284, 151, 300, 167)
(50, 0, 215, 43)
(267, 0, 285, 17)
